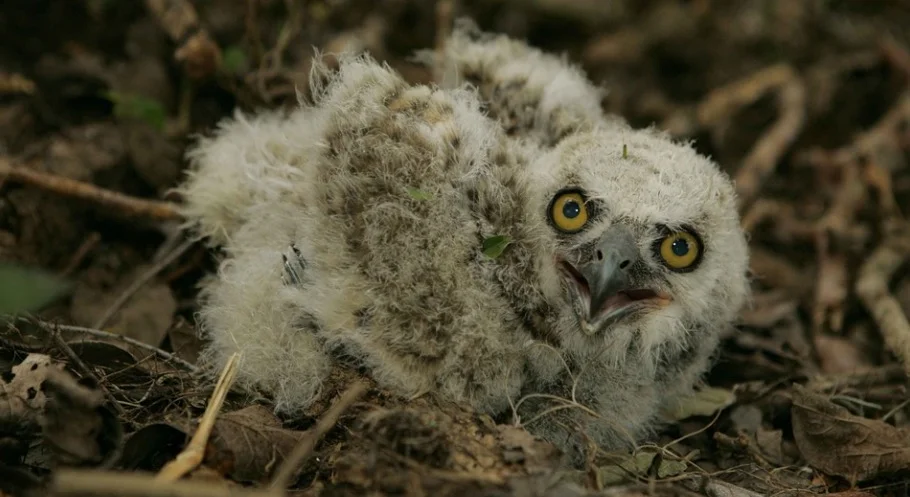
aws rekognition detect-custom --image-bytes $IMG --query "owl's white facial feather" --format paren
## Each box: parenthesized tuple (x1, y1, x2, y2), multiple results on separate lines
(519, 127, 749, 364)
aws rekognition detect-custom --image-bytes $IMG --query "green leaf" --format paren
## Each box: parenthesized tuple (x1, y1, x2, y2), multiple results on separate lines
(221, 45, 249, 74)
(105, 91, 167, 131)
(406, 187, 433, 201)
(661, 386, 735, 421)
(482, 235, 511, 259)
(622, 143, 628, 159)
(0, 263, 70, 315)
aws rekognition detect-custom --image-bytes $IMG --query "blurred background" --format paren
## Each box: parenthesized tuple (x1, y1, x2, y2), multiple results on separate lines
(1, 1, 909, 495)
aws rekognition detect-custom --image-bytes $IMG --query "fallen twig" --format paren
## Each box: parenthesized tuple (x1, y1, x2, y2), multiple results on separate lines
(59, 232, 102, 277)
(733, 68, 807, 208)
(47, 325, 127, 417)
(269, 380, 369, 489)
(6, 317, 199, 373)
(0, 71, 36, 95)
(696, 64, 797, 128)
(156, 352, 240, 481)
(51, 468, 281, 497)
(0, 158, 183, 221)
(855, 220, 910, 374)
(433, 0, 456, 83)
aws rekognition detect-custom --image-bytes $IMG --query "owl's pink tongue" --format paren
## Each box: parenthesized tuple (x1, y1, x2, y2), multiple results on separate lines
(596, 289, 658, 316)
(556, 260, 664, 317)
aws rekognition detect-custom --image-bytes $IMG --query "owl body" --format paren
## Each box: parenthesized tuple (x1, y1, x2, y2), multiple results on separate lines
(178, 25, 749, 463)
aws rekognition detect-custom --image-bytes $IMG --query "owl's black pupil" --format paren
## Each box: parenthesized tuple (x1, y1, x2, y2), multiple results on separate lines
(671, 238, 689, 257)
(562, 200, 581, 219)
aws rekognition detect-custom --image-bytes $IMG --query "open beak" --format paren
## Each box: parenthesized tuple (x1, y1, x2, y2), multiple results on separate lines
(556, 225, 671, 333)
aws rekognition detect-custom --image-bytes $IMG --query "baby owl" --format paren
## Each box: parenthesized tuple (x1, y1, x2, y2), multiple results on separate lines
(177, 20, 750, 463)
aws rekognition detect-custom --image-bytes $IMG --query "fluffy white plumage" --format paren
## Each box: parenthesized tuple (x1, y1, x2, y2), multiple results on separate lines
(176, 20, 750, 463)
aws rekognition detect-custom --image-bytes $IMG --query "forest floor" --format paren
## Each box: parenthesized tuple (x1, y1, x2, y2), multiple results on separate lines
(2, 1, 910, 496)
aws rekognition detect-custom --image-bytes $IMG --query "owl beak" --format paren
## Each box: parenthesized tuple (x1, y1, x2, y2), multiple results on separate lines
(557, 226, 671, 333)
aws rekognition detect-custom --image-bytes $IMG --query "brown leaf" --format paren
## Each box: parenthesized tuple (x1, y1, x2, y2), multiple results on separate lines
(70, 265, 176, 347)
(812, 252, 849, 333)
(754, 429, 784, 466)
(791, 385, 910, 482)
(119, 422, 188, 471)
(208, 405, 307, 483)
(166, 317, 203, 365)
(40, 367, 122, 467)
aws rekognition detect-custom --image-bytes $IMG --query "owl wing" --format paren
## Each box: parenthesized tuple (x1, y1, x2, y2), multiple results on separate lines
(182, 51, 530, 414)
(417, 18, 626, 146)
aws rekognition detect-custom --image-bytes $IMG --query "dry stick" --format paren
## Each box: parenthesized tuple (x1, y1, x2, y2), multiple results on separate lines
(51, 469, 281, 497)
(433, 0, 456, 83)
(11, 317, 199, 373)
(156, 352, 241, 481)
(0, 72, 36, 94)
(144, 0, 221, 80)
(855, 224, 910, 374)
(92, 238, 195, 330)
(809, 158, 866, 334)
(47, 325, 127, 417)
(806, 363, 907, 392)
(0, 158, 182, 221)
(270, 380, 369, 489)
(695, 64, 796, 127)
(880, 34, 910, 81)
(267, 0, 303, 74)
(734, 71, 807, 208)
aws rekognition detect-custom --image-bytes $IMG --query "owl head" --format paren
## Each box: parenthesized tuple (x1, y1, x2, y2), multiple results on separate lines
(518, 126, 750, 358)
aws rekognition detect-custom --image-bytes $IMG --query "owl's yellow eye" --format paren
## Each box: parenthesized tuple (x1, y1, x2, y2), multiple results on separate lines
(658, 230, 702, 270)
(549, 191, 588, 233)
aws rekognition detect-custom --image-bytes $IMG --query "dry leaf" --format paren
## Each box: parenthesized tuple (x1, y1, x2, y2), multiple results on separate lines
(0, 354, 59, 465)
(119, 422, 188, 472)
(791, 385, 910, 482)
(754, 429, 784, 466)
(2, 354, 56, 415)
(812, 252, 848, 333)
(40, 367, 122, 467)
(208, 405, 308, 483)
(124, 405, 308, 483)
(166, 317, 203, 365)
(70, 265, 176, 347)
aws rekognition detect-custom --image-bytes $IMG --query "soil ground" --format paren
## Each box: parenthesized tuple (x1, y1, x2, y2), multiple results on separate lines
(1, 1, 910, 496)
